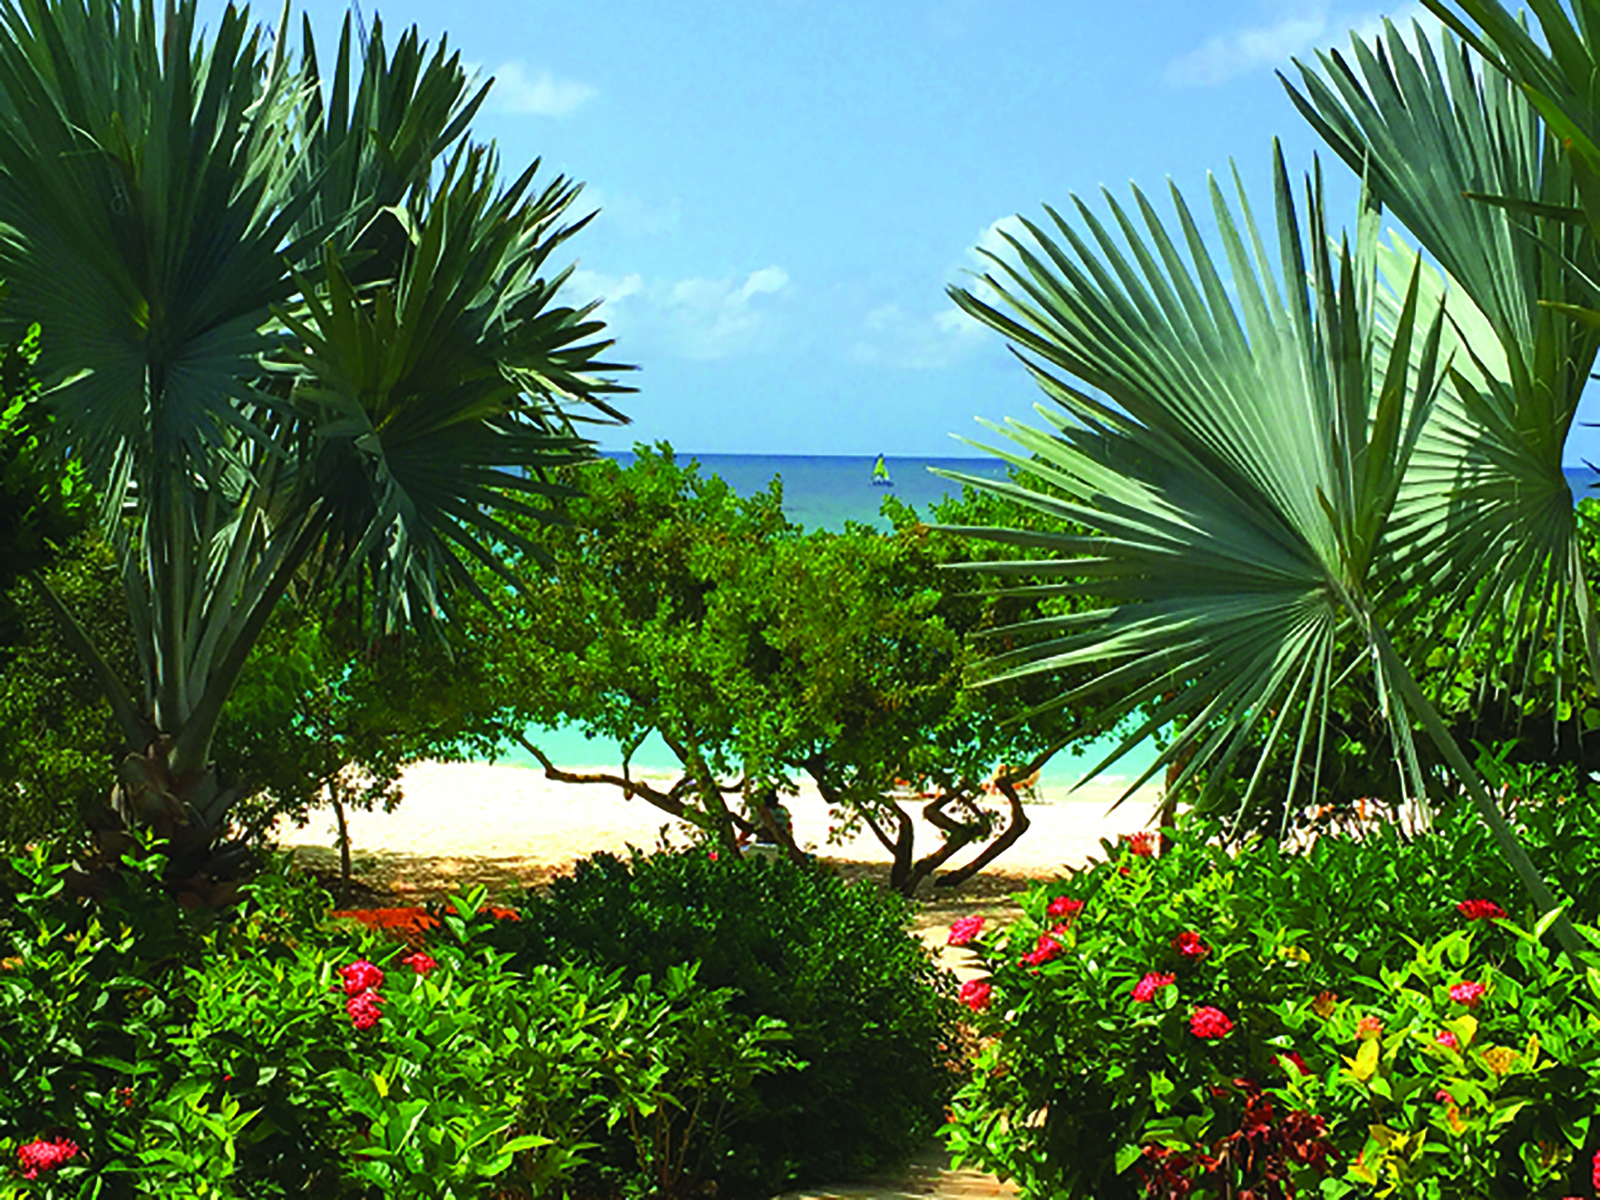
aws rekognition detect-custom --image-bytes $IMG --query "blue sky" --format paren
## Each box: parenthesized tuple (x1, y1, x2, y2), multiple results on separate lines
(266, 0, 1600, 462)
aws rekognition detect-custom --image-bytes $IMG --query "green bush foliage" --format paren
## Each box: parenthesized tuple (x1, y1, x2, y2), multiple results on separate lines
(943, 807, 1600, 1200)
(0, 842, 788, 1198)
(494, 846, 964, 1196)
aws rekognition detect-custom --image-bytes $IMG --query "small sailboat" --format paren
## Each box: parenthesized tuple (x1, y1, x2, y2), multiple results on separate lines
(871, 453, 894, 487)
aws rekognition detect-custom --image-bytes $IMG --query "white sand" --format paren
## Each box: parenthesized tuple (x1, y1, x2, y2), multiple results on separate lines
(271, 759, 1165, 877)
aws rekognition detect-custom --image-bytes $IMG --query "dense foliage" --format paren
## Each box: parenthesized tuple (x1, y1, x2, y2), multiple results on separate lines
(0, 327, 89, 651)
(465, 443, 1104, 889)
(945, 784, 1600, 1200)
(0, 841, 789, 1199)
(0, 0, 628, 888)
(491, 846, 963, 1196)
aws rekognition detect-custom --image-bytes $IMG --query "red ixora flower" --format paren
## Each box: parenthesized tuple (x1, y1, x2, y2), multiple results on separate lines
(339, 959, 385, 996)
(1131, 971, 1176, 1003)
(1435, 1029, 1459, 1050)
(1020, 934, 1064, 967)
(400, 950, 437, 976)
(1592, 1147, 1600, 1191)
(1047, 895, 1084, 921)
(1457, 898, 1507, 921)
(1190, 1006, 1234, 1039)
(959, 979, 992, 1012)
(1172, 931, 1210, 959)
(347, 990, 384, 1031)
(1450, 980, 1486, 1008)
(16, 1138, 79, 1180)
(947, 916, 985, 946)
(1122, 831, 1157, 857)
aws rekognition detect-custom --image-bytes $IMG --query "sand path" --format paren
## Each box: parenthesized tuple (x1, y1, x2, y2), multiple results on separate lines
(271, 759, 1163, 974)
(270, 760, 1160, 1197)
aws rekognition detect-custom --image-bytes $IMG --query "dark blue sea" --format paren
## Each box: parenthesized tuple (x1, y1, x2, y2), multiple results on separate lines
(488, 458, 1600, 787)
(601, 451, 1013, 532)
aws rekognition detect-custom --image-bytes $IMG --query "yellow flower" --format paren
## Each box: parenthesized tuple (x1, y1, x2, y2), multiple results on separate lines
(1480, 1045, 1517, 1076)
(1312, 991, 1338, 1018)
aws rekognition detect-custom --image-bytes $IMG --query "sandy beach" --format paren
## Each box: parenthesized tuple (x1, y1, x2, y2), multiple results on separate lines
(271, 759, 1165, 888)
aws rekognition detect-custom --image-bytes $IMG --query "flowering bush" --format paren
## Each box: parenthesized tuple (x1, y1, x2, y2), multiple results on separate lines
(0, 841, 790, 1199)
(941, 826, 1600, 1200)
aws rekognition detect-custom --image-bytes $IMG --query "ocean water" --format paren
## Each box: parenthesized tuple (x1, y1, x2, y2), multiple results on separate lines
(486, 456, 1600, 790)
(602, 451, 1012, 532)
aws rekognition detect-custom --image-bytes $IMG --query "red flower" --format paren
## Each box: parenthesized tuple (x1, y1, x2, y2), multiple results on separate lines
(1435, 1029, 1459, 1050)
(1172, 931, 1209, 959)
(1190, 1006, 1233, 1039)
(400, 950, 437, 976)
(1122, 831, 1157, 857)
(1047, 895, 1084, 921)
(1456, 899, 1506, 921)
(947, 916, 985, 946)
(1592, 1148, 1600, 1191)
(347, 990, 384, 1030)
(959, 979, 992, 1012)
(1356, 1015, 1383, 1040)
(1131, 971, 1176, 1002)
(1280, 1050, 1311, 1076)
(1020, 934, 1064, 967)
(16, 1138, 79, 1180)
(708, 850, 718, 861)
(1449, 980, 1486, 1007)
(339, 959, 385, 996)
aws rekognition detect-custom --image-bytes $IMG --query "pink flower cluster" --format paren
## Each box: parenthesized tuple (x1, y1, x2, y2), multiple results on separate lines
(1435, 1029, 1458, 1050)
(400, 950, 437, 976)
(947, 916, 984, 946)
(959, 979, 992, 1012)
(17, 1138, 78, 1179)
(1190, 1006, 1233, 1039)
(1449, 980, 1486, 1008)
(340, 959, 385, 1030)
(1131, 971, 1175, 1003)
(1046, 895, 1084, 922)
(1172, 931, 1209, 960)
(1456, 898, 1506, 921)
(1020, 934, 1064, 967)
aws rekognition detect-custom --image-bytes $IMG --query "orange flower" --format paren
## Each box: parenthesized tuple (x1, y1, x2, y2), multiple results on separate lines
(1312, 991, 1337, 1018)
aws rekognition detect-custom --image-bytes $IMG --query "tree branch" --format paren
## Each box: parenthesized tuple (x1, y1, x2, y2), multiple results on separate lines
(511, 731, 698, 822)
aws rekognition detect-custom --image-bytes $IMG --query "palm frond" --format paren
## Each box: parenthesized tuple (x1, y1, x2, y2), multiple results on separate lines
(942, 145, 1444, 821)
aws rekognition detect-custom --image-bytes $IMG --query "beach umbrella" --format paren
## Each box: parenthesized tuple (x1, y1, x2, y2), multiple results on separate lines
(939, 142, 1582, 955)
(0, 0, 629, 885)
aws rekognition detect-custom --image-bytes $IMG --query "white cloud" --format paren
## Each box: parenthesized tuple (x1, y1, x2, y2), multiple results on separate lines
(851, 303, 989, 369)
(1165, 8, 1329, 87)
(1164, 3, 1438, 88)
(487, 62, 597, 116)
(582, 188, 682, 238)
(568, 266, 792, 360)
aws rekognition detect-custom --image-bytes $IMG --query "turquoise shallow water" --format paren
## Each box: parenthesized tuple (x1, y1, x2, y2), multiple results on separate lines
(485, 457, 1600, 787)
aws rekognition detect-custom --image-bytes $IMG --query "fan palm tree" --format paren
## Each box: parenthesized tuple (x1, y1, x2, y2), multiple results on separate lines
(1281, 17, 1600, 720)
(3, 0, 629, 890)
(940, 144, 1584, 956)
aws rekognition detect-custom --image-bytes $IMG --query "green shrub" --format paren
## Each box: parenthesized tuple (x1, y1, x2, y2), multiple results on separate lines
(943, 821, 1600, 1200)
(495, 847, 964, 1196)
(0, 841, 787, 1198)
